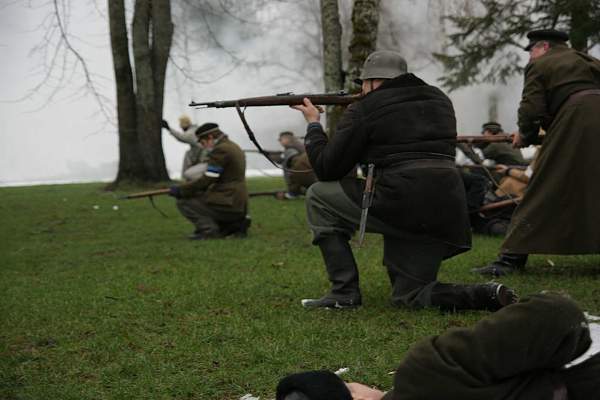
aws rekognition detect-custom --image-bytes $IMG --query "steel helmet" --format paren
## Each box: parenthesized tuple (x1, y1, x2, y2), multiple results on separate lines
(358, 50, 408, 82)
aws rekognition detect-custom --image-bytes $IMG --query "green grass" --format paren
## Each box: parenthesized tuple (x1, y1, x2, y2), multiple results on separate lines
(1, 178, 599, 399)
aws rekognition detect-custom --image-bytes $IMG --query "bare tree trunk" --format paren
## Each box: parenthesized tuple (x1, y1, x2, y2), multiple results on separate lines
(346, 0, 381, 91)
(108, 0, 146, 183)
(320, 0, 344, 134)
(132, 0, 171, 182)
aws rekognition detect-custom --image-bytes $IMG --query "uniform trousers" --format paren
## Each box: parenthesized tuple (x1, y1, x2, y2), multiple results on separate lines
(306, 181, 482, 310)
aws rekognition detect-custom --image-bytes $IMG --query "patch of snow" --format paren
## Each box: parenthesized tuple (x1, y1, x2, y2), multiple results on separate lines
(240, 395, 260, 400)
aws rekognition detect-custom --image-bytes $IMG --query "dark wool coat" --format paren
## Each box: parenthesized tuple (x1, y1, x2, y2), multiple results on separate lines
(179, 135, 248, 213)
(502, 45, 600, 254)
(305, 74, 471, 257)
(383, 294, 599, 400)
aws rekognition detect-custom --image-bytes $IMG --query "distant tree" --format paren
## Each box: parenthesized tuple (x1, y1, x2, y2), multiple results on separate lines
(319, 0, 381, 133)
(345, 0, 381, 90)
(108, 0, 173, 184)
(434, 0, 600, 91)
(320, 0, 344, 133)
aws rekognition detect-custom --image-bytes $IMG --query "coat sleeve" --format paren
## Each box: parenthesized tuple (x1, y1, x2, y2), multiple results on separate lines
(518, 62, 549, 146)
(304, 104, 369, 181)
(168, 127, 198, 146)
(179, 145, 227, 197)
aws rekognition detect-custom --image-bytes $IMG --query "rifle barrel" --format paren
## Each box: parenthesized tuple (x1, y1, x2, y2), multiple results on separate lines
(475, 196, 523, 213)
(121, 188, 170, 199)
(190, 94, 360, 108)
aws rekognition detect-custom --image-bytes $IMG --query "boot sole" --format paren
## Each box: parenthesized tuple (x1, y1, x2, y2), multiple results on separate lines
(301, 299, 361, 309)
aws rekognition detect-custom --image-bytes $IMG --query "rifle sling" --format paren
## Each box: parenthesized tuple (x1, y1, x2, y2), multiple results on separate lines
(148, 195, 169, 218)
(235, 102, 313, 174)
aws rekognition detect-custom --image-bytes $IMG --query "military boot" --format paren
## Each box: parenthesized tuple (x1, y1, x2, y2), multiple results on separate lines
(472, 253, 529, 276)
(219, 216, 251, 238)
(430, 282, 518, 312)
(301, 235, 361, 309)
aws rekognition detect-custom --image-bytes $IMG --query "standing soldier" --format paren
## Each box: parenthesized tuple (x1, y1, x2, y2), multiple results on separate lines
(168, 123, 250, 239)
(291, 50, 516, 311)
(278, 131, 317, 199)
(475, 29, 600, 276)
(161, 115, 206, 181)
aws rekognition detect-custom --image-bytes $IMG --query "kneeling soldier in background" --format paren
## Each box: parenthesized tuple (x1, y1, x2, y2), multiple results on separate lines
(168, 123, 250, 239)
(278, 131, 317, 199)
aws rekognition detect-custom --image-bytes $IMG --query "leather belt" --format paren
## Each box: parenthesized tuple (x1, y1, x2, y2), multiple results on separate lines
(564, 88, 600, 108)
(385, 159, 456, 171)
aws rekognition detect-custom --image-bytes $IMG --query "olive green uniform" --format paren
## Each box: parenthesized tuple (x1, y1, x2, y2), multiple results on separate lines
(502, 45, 600, 254)
(481, 142, 528, 166)
(176, 135, 248, 235)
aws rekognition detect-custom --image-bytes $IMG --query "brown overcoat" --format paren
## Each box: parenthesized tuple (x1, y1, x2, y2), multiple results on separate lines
(502, 45, 600, 254)
(179, 135, 248, 213)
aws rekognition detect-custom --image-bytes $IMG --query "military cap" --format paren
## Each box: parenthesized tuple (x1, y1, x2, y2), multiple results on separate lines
(279, 131, 294, 138)
(356, 50, 408, 84)
(482, 121, 503, 134)
(525, 29, 569, 51)
(195, 122, 220, 139)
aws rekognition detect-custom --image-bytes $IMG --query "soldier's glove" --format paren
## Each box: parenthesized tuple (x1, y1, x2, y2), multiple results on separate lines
(168, 186, 182, 199)
(161, 119, 170, 130)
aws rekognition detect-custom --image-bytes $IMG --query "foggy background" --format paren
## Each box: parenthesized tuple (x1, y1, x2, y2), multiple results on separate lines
(0, 0, 576, 187)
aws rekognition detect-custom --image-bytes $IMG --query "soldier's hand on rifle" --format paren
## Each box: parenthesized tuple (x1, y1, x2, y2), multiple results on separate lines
(161, 119, 170, 130)
(495, 164, 509, 175)
(510, 131, 524, 148)
(290, 98, 323, 123)
(168, 186, 182, 199)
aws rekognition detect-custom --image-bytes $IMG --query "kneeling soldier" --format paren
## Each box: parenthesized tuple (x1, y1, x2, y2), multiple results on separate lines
(169, 123, 250, 239)
(291, 51, 516, 311)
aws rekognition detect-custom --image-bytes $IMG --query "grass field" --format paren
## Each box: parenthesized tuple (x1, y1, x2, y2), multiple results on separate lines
(2, 177, 599, 399)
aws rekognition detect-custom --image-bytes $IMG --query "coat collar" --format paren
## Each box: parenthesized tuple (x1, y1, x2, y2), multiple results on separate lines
(377, 73, 429, 90)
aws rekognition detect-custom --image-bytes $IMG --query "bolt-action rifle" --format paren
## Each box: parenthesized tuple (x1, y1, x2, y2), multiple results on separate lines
(189, 91, 360, 109)
(190, 91, 360, 169)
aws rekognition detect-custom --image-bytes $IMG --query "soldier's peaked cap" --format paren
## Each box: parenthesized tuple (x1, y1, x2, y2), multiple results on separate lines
(195, 122, 220, 138)
(482, 121, 503, 133)
(355, 50, 408, 84)
(525, 29, 569, 51)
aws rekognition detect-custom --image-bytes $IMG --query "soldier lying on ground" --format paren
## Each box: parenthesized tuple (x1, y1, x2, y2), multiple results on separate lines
(276, 293, 600, 400)
(168, 123, 250, 240)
